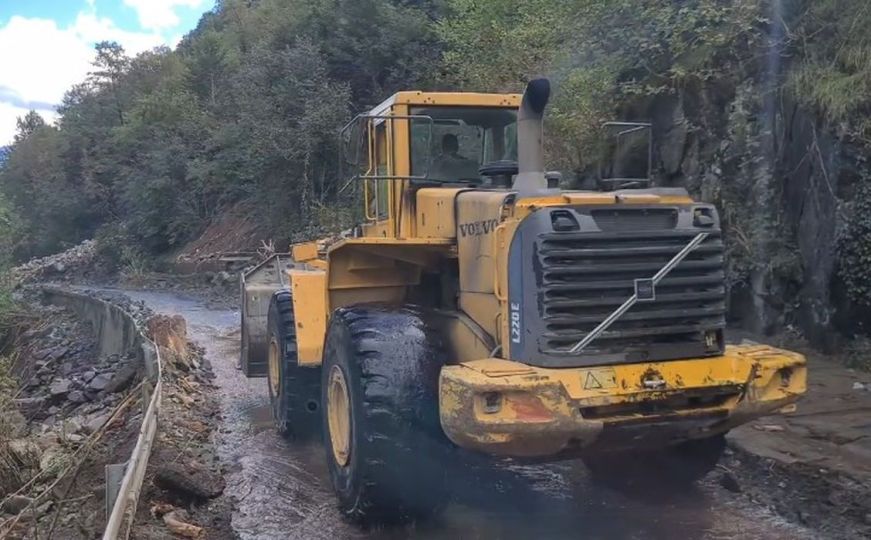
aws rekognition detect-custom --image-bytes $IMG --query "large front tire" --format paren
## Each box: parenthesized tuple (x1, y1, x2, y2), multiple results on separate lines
(321, 305, 451, 524)
(266, 290, 321, 439)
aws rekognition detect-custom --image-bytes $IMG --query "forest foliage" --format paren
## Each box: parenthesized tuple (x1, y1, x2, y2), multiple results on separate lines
(0, 0, 867, 269)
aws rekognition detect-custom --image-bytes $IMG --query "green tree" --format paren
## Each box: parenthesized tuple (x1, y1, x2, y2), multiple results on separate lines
(13, 111, 47, 144)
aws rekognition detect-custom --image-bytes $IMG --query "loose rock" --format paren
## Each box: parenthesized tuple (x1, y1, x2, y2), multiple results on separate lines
(49, 378, 72, 397)
(154, 463, 225, 501)
(1, 495, 34, 514)
(105, 362, 138, 393)
(719, 471, 742, 493)
(83, 412, 111, 434)
(88, 373, 111, 392)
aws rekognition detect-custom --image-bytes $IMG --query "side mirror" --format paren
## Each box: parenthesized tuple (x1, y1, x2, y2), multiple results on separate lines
(598, 122, 653, 190)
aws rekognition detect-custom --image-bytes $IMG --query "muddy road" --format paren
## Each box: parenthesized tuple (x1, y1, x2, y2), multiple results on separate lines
(118, 288, 813, 540)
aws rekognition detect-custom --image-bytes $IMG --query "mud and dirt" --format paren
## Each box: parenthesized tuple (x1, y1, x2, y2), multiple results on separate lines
(114, 287, 827, 540)
(132, 313, 236, 540)
(726, 344, 871, 539)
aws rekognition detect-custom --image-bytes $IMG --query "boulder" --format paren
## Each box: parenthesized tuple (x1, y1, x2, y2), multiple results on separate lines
(88, 374, 111, 392)
(1, 495, 34, 514)
(82, 412, 111, 434)
(105, 362, 138, 393)
(67, 390, 87, 404)
(49, 379, 71, 398)
(154, 463, 225, 501)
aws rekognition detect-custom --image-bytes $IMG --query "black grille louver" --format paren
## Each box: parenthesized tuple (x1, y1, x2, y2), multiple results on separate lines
(540, 229, 725, 359)
(507, 204, 727, 367)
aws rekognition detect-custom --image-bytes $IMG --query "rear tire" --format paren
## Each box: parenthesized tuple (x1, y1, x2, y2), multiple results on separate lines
(266, 290, 321, 439)
(321, 305, 451, 524)
(583, 434, 726, 493)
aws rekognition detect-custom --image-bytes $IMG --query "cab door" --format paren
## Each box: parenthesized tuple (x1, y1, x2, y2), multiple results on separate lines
(362, 118, 394, 238)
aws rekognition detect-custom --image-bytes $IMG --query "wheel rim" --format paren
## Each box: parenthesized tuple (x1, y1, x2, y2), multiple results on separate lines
(268, 338, 281, 397)
(327, 365, 351, 467)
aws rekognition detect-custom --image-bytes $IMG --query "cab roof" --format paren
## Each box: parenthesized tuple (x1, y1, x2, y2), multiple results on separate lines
(369, 91, 521, 115)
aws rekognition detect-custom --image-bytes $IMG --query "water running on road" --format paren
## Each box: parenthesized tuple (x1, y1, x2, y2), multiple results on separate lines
(119, 288, 812, 540)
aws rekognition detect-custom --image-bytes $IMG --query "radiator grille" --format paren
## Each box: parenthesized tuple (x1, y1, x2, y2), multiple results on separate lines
(537, 228, 726, 360)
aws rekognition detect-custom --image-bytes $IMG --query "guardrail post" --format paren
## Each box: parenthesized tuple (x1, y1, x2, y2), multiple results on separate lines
(105, 462, 128, 519)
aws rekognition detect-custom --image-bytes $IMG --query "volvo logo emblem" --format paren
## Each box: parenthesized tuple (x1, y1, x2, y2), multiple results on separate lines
(635, 278, 655, 302)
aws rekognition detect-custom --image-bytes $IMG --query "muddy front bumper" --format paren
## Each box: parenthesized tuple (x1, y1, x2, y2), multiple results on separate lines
(438, 344, 806, 458)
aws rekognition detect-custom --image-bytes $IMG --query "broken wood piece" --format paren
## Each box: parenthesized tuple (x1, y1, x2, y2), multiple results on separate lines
(163, 510, 203, 539)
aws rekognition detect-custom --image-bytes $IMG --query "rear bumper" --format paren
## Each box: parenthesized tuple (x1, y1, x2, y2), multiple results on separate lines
(438, 344, 806, 457)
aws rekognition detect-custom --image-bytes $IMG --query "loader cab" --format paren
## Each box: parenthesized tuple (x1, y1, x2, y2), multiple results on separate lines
(409, 107, 518, 184)
(341, 91, 521, 238)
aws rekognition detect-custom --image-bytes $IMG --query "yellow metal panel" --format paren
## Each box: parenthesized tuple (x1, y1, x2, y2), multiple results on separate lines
(510, 191, 696, 211)
(328, 237, 454, 249)
(374, 92, 520, 110)
(458, 344, 807, 404)
(456, 191, 515, 294)
(444, 315, 494, 364)
(330, 286, 406, 309)
(439, 345, 807, 457)
(290, 270, 327, 366)
(416, 188, 466, 238)
(458, 292, 500, 339)
(292, 241, 320, 262)
(391, 104, 414, 239)
(325, 239, 452, 311)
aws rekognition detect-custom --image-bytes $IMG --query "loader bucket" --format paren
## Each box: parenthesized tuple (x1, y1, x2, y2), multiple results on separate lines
(239, 253, 293, 377)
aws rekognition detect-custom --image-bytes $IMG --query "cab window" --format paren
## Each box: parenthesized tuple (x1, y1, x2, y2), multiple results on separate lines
(365, 122, 390, 220)
(410, 107, 517, 183)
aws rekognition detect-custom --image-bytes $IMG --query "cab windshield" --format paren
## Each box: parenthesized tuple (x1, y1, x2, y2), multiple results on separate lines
(410, 107, 517, 183)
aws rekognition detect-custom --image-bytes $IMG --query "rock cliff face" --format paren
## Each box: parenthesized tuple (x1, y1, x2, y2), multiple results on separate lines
(635, 68, 866, 347)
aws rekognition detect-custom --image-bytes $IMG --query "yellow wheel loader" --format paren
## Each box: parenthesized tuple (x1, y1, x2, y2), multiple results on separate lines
(240, 79, 807, 522)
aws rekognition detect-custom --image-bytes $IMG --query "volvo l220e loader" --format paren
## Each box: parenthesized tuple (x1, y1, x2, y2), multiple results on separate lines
(240, 78, 807, 522)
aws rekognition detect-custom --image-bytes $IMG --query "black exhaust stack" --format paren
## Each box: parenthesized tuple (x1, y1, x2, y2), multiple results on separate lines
(514, 78, 552, 196)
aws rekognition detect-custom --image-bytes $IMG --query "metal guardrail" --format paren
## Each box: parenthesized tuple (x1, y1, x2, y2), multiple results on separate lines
(103, 337, 161, 539)
(40, 288, 163, 540)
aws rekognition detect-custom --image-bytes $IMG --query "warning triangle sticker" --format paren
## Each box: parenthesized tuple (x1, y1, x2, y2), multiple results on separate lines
(584, 371, 603, 390)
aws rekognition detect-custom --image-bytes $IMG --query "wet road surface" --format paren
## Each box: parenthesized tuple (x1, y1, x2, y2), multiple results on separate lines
(120, 288, 814, 540)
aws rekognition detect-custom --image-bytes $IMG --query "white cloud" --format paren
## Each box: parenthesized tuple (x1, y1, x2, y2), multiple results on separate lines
(73, 12, 167, 54)
(0, 103, 59, 149)
(0, 10, 169, 145)
(123, 0, 206, 31)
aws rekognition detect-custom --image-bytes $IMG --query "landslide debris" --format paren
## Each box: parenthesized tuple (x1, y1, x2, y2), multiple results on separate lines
(7, 240, 102, 286)
(0, 300, 145, 539)
(133, 313, 234, 539)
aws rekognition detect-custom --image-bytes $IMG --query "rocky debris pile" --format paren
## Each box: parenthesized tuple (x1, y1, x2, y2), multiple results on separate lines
(7, 240, 100, 286)
(11, 306, 140, 433)
(133, 313, 232, 539)
(0, 301, 146, 538)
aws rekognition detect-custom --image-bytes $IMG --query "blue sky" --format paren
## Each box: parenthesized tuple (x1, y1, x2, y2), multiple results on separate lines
(0, 0, 213, 144)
